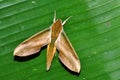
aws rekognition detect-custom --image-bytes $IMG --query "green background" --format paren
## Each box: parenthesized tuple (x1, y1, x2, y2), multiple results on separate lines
(0, 0, 120, 80)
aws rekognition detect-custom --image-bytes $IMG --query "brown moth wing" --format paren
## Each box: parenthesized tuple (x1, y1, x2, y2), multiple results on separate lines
(55, 31, 80, 73)
(14, 28, 51, 57)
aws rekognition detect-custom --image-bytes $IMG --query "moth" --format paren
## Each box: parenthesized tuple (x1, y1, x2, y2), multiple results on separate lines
(14, 12, 81, 73)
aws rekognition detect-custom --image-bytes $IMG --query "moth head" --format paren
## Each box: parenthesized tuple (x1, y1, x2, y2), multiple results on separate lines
(53, 11, 72, 26)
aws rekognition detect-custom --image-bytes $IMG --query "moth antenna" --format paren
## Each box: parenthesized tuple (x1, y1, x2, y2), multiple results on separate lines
(62, 16, 72, 25)
(53, 10, 56, 23)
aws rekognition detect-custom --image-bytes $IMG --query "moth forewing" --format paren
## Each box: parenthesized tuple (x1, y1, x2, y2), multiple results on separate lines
(14, 28, 51, 56)
(55, 32, 80, 73)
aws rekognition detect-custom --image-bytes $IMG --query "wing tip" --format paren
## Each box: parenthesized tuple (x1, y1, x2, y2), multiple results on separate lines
(13, 49, 18, 56)
(72, 63, 81, 73)
(76, 61, 81, 73)
(13, 49, 22, 57)
(75, 67, 81, 73)
(69, 60, 81, 73)
(13, 50, 26, 57)
(13, 47, 22, 56)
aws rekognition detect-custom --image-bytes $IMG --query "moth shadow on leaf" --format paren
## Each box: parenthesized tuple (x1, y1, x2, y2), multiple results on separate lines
(14, 46, 47, 62)
(59, 59, 80, 76)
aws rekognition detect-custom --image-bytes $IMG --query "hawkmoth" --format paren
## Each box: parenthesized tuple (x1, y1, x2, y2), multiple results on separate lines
(14, 12, 81, 73)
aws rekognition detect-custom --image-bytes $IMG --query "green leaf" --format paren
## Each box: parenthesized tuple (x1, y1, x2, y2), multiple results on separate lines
(0, 0, 120, 80)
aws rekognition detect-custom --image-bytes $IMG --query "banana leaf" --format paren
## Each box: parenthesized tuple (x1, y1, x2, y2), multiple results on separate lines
(0, 0, 120, 80)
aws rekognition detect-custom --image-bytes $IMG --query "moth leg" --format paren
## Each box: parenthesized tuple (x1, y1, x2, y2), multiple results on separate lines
(53, 10, 56, 23)
(62, 16, 72, 25)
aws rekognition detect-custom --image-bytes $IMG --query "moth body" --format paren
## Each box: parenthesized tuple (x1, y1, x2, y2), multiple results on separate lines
(47, 19, 63, 70)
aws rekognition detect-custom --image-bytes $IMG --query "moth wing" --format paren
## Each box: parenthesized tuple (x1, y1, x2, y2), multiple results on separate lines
(14, 28, 51, 57)
(55, 32, 80, 73)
